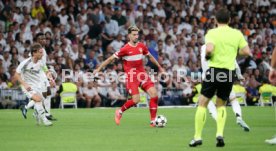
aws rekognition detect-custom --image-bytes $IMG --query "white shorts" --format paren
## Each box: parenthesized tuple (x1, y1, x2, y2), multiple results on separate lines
(22, 86, 43, 99)
(229, 90, 236, 100)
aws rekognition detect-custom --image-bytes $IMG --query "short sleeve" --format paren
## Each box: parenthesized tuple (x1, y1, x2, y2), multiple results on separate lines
(113, 47, 127, 59)
(16, 64, 23, 74)
(16, 58, 30, 73)
(205, 30, 215, 45)
(238, 31, 248, 49)
(141, 43, 150, 55)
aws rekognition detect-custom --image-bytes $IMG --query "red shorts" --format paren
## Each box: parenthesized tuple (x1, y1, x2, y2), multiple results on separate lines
(126, 76, 154, 95)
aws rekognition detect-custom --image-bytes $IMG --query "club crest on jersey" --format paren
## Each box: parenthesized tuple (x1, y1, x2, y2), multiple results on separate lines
(139, 48, 142, 53)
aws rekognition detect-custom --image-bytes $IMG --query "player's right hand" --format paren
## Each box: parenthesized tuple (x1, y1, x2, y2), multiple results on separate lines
(23, 83, 32, 91)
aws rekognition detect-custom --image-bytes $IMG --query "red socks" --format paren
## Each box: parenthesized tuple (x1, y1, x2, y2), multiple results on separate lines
(149, 97, 158, 121)
(120, 100, 136, 112)
(120, 96, 158, 121)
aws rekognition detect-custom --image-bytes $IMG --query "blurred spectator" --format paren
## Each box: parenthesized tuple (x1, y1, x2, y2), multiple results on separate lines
(49, 10, 60, 27)
(112, 8, 126, 27)
(76, 17, 89, 40)
(58, 8, 68, 25)
(0, 65, 8, 82)
(109, 34, 124, 52)
(56, 76, 78, 108)
(246, 84, 260, 106)
(85, 50, 98, 69)
(103, 15, 119, 37)
(171, 44, 186, 62)
(31, 1, 46, 21)
(2, 50, 11, 73)
(0, 77, 7, 89)
(172, 57, 188, 77)
(108, 82, 126, 106)
(154, 3, 166, 18)
(82, 81, 102, 108)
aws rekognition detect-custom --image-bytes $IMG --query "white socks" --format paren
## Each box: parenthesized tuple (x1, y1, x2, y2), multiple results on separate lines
(34, 101, 47, 121)
(25, 100, 35, 109)
(231, 99, 242, 117)
(207, 101, 217, 120)
(44, 96, 51, 116)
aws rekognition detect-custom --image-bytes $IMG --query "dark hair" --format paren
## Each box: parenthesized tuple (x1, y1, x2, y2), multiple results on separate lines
(128, 25, 140, 34)
(34, 32, 45, 41)
(30, 43, 42, 56)
(215, 8, 230, 24)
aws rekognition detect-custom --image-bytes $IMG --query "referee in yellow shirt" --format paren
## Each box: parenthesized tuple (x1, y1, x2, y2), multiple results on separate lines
(189, 8, 251, 147)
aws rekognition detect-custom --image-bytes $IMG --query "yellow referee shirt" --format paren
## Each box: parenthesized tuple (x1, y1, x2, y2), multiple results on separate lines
(205, 25, 248, 70)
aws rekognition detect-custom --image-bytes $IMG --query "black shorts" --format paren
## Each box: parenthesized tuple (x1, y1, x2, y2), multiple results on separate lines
(201, 67, 235, 101)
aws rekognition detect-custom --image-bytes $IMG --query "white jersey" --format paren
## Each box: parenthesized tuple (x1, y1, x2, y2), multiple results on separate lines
(16, 57, 45, 88)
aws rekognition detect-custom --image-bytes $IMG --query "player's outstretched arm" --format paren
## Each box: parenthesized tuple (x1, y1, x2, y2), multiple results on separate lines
(94, 55, 116, 74)
(147, 53, 165, 72)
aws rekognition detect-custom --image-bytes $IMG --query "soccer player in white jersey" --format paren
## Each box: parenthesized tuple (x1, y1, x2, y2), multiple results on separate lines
(15, 43, 52, 126)
(20, 33, 56, 120)
(200, 45, 250, 131)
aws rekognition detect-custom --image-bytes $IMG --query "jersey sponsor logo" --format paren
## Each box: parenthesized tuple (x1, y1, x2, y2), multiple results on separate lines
(123, 54, 143, 61)
(25, 69, 40, 74)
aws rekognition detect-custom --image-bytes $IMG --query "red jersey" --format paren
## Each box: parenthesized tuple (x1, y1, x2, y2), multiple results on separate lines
(113, 42, 149, 75)
(113, 42, 154, 95)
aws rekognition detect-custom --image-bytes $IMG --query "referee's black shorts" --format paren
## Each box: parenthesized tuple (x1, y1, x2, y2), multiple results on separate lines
(201, 67, 235, 101)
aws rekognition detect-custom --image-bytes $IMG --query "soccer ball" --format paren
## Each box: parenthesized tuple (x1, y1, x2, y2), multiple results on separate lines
(154, 115, 167, 128)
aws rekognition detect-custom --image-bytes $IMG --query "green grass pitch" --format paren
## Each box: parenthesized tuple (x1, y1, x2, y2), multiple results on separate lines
(0, 107, 276, 151)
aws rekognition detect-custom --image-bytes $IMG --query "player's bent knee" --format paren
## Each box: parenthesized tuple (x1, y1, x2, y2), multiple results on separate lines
(132, 98, 140, 103)
(216, 98, 226, 107)
(198, 95, 209, 107)
(147, 87, 158, 98)
(132, 94, 140, 103)
(32, 94, 42, 102)
(150, 91, 158, 98)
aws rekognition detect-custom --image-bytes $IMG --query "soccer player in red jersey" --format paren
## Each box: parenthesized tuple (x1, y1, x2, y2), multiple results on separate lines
(94, 26, 165, 127)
